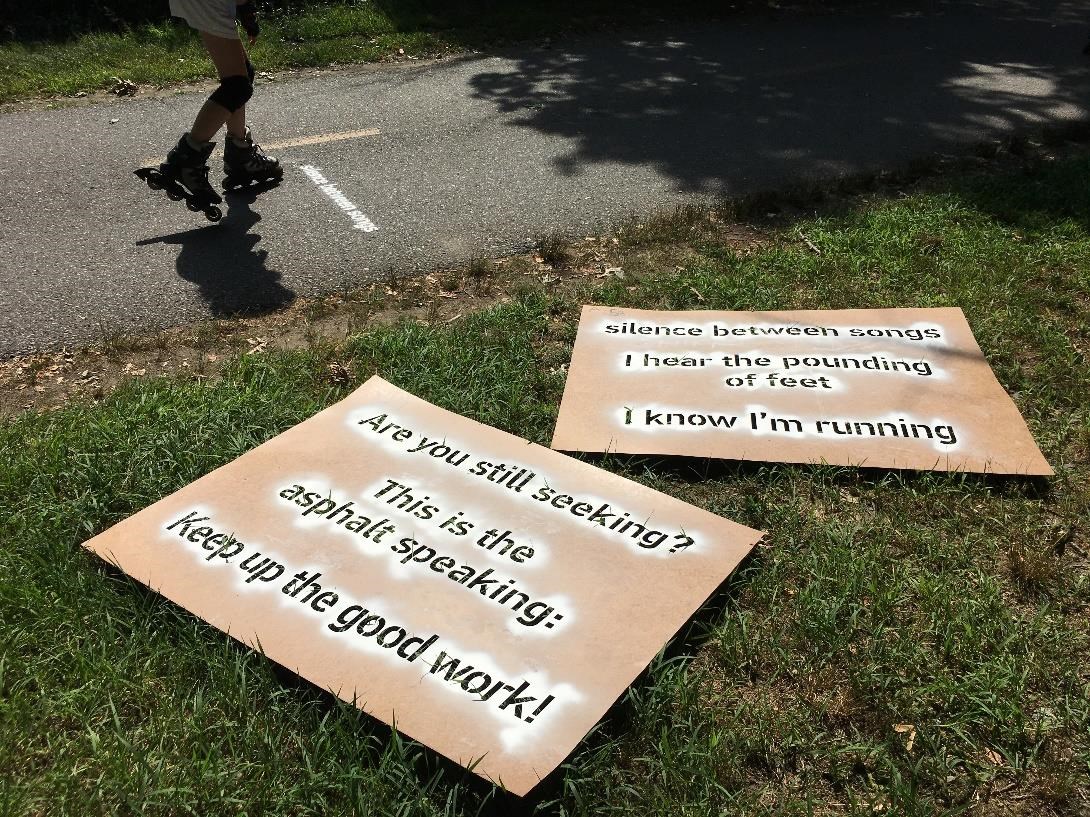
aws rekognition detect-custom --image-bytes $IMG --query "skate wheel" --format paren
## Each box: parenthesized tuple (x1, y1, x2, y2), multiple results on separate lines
(167, 191, 183, 201)
(205, 206, 223, 222)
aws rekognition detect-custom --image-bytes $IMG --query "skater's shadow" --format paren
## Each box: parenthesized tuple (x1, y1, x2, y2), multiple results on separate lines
(136, 187, 295, 316)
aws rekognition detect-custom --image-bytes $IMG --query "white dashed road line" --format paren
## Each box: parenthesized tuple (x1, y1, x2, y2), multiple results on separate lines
(299, 163, 379, 233)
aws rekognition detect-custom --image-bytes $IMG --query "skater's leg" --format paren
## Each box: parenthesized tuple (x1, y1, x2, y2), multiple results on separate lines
(222, 60, 281, 186)
(225, 58, 255, 139)
(190, 32, 251, 142)
(156, 31, 248, 204)
(226, 107, 247, 141)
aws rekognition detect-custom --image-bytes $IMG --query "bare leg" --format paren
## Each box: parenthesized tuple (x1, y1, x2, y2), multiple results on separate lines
(190, 31, 250, 143)
(226, 107, 247, 141)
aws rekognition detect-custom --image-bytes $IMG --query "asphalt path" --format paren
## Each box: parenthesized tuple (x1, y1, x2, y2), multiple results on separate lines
(1, 0, 1088, 355)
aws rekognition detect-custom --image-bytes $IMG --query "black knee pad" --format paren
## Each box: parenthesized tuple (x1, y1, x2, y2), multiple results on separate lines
(210, 74, 253, 113)
(246, 59, 255, 84)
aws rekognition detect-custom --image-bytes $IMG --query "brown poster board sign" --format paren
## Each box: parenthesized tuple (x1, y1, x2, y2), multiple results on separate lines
(552, 306, 1051, 475)
(82, 376, 762, 795)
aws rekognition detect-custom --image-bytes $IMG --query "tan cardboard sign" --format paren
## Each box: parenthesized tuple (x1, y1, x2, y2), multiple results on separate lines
(552, 306, 1051, 475)
(82, 376, 762, 795)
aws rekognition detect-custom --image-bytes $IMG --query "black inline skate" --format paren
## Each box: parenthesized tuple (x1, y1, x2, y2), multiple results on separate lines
(135, 134, 223, 222)
(223, 127, 283, 192)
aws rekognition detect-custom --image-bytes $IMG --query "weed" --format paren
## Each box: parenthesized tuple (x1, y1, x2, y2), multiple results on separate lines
(538, 232, 574, 269)
(187, 320, 229, 350)
(467, 257, 492, 281)
(438, 270, 462, 292)
(507, 256, 535, 277)
(619, 204, 709, 248)
(303, 298, 339, 323)
(99, 329, 155, 358)
(1007, 543, 1061, 594)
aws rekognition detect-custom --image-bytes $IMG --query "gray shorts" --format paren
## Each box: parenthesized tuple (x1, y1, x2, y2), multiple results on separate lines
(169, 0, 238, 39)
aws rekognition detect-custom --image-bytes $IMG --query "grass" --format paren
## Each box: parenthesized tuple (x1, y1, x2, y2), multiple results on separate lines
(0, 13, 441, 102)
(0, 0, 754, 103)
(1, 152, 1089, 815)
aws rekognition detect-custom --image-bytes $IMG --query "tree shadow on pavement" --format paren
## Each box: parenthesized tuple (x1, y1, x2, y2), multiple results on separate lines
(467, 0, 1090, 196)
(135, 187, 295, 316)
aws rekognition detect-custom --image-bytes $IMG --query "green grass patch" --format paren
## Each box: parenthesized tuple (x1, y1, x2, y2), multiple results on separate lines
(2, 156, 1089, 814)
(0, 16, 448, 102)
(1, 0, 748, 102)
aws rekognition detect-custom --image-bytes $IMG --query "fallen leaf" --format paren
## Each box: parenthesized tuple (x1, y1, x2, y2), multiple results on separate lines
(326, 362, 352, 386)
(894, 724, 916, 752)
(109, 77, 138, 96)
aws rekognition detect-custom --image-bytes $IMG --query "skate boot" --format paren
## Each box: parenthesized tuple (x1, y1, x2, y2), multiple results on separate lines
(223, 127, 283, 191)
(135, 134, 223, 222)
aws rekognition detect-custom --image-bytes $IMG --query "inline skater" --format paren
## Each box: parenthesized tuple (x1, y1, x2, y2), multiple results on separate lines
(137, 0, 282, 220)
